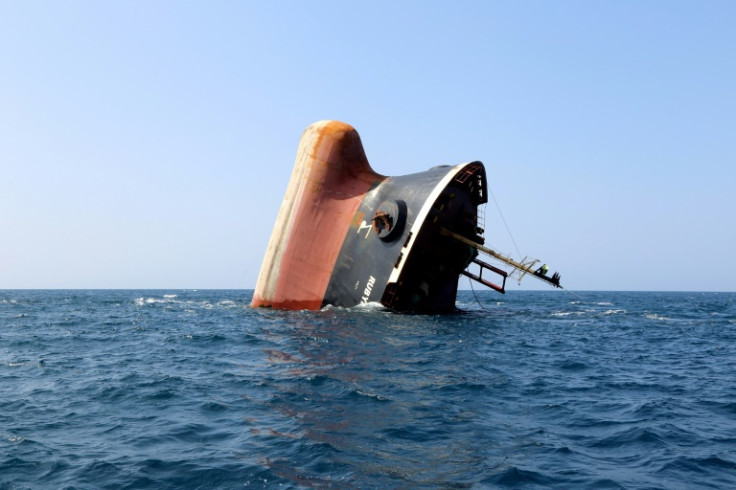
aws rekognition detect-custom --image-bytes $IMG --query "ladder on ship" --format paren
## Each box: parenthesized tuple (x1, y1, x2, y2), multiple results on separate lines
(462, 258, 508, 293)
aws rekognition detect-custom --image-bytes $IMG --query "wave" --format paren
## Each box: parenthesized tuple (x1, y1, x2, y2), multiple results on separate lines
(133, 295, 247, 311)
(0, 431, 26, 444)
(645, 313, 672, 321)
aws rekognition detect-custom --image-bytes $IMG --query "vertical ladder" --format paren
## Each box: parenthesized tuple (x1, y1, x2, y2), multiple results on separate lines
(462, 258, 508, 294)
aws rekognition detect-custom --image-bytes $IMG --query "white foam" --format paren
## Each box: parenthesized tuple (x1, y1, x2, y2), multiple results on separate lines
(0, 432, 25, 443)
(602, 309, 626, 315)
(354, 390, 388, 401)
(134, 296, 178, 306)
(353, 301, 385, 311)
(320, 301, 386, 313)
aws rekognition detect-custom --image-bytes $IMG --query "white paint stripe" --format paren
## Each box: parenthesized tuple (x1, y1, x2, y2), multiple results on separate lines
(386, 162, 472, 284)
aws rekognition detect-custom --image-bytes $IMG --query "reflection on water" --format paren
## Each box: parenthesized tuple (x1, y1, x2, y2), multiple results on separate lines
(254, 307, 493, 486)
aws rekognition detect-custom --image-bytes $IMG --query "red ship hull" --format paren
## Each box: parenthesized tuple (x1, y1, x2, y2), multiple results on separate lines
(251, 121, 384, 309)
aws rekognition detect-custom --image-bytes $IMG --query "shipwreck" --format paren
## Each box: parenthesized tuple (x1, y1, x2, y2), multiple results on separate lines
(251, 120, 561, 312)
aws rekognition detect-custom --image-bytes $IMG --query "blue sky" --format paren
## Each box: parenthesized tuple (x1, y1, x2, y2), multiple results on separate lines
(1, 1, 734, 291)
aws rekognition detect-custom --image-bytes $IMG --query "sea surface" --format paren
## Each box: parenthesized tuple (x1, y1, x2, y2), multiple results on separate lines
(1, 290, 735, 489)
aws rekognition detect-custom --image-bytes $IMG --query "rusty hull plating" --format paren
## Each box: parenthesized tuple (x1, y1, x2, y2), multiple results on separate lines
(251, 120, 488, 312)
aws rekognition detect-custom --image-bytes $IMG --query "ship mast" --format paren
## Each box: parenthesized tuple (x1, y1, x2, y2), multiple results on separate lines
(441, 228, 562, 292)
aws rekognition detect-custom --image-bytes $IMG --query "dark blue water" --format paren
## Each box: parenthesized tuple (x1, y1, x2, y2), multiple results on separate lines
(2, 290, 735, 489)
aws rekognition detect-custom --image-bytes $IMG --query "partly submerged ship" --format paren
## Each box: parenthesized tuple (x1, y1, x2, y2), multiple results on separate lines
(251, 120, 561, 313)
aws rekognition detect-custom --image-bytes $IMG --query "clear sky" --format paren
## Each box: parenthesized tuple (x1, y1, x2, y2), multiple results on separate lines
(2, 1, 734, 291)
